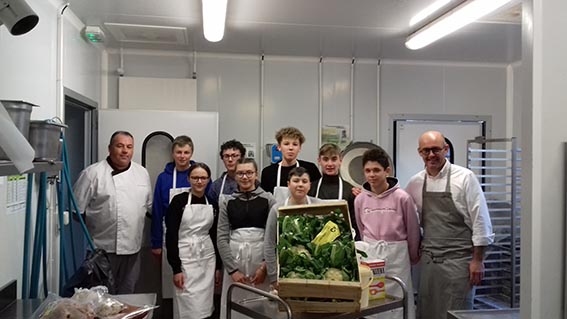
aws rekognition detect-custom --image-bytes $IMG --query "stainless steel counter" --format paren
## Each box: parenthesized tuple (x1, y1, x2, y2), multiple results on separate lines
(448, 308, 520, 319)
(0, 293, 156, 319)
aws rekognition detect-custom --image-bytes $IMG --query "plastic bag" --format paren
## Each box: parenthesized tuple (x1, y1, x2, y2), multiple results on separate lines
(62, 249, 116, 297)
(33, 287, 158, 319)
(33, 293, 96, 319)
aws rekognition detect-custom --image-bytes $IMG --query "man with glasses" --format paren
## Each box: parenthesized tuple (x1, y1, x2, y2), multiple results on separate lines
(406, 131, 494, 319)
(208, 139, 247, 205)
(207, 140, 246, 318)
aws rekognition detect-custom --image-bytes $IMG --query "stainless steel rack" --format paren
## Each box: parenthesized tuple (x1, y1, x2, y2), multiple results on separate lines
(226, 275, 408, 319)
(467, 137, 521, 309)
(0, 161, 62, 177)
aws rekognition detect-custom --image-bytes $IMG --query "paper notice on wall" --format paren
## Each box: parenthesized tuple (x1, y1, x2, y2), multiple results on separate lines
(6, 175, 27, 215)
(242, 143, 257, 160)
(321, 125, 351, 150)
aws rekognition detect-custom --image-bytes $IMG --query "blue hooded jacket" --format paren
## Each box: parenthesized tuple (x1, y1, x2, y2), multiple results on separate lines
(151, 161, 193, 249)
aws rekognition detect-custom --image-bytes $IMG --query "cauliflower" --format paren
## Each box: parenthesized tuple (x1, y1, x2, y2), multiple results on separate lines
(324, 268, 348, 281)
(291, 245, 312, 259)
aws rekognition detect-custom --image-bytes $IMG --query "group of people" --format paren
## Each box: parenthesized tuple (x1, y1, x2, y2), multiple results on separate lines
(73, 127, 494, 319)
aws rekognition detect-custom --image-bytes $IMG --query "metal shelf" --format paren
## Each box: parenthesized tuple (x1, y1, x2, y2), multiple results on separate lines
(468, 137, 521, 309)
(0, 161, 62, 177)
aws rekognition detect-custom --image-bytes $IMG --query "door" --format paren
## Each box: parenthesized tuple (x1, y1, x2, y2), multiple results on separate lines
(393, 118, 488, 188)
(63, 92, 96, 277)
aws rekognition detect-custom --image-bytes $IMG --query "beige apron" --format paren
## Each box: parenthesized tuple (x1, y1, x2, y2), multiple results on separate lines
(163, 169, 192, 299)
(418, 164, 474, 319)
(220, 228, 268, 319)
(273, 162, 299, 203)
(172, 193, 216, 319)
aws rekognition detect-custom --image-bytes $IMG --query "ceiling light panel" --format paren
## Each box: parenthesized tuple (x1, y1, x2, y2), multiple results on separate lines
(104, 23, 188, 45)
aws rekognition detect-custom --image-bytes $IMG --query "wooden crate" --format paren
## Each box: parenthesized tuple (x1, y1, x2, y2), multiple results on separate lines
(277, 201, 362, 313)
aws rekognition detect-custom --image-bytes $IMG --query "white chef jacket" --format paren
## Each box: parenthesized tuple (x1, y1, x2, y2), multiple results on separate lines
(405, 161, 495, 247)
(73, 160, 152, 254)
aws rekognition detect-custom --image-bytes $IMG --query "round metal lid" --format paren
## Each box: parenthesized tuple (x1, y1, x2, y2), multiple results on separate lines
(340, 142, 394, 188)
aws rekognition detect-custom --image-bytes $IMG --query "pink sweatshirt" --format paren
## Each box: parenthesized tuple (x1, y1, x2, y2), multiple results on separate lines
(354, 177, 421, 265)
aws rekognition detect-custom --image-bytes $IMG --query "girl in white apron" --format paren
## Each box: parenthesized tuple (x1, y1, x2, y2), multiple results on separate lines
(217, 158, 277, 319)
(354, 148, 420, 319)
(165, 163, 218, 319)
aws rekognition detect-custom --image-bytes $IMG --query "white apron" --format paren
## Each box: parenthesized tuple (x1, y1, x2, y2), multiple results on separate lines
(356, 240, 415, 319)
(220, 228, 268, 319)
(173, 193, 216, 319)
(163, 169, 192, 299)
(273, 162, 299, 203)
(314, 176, 343, 200)
(314, 178, 357, 238)
(218, 174, 229, 204)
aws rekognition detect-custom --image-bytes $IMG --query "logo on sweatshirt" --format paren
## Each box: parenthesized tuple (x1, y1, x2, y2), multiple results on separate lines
(364, 207, 397, 215)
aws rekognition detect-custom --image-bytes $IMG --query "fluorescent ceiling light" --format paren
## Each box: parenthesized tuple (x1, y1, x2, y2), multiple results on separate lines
(409, 0, 451, 27)
(405, 0, 513, 50)
(202, 0, 227, 42)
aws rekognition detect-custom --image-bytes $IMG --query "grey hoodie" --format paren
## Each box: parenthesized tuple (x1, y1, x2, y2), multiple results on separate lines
(216, 186, 277, 274)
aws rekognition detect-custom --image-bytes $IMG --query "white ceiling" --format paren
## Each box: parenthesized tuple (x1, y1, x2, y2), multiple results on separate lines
(66, 0, 522, 63)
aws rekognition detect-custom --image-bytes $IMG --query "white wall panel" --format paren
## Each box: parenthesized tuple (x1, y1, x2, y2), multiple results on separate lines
(322, 60, 351, 134)
(118, 77, 196, 110)
(512, 63, 523, 140)
(197, 54, 261, 176)
(62, 13, 101, 103)
(0, 0, 59, 296)
(0, 0, 102, 296)
(379, 63, 445, 147)
(263, 57, 319, 164)
(380, 62, 507, 150)
(106, 52, 194, 109)
(0, 0, 58, 120)
(444, 66, 507, 138)
(353, 60, 378, 143)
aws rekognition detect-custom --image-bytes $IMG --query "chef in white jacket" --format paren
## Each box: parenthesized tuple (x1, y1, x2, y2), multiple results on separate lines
(74, 131, 152, 294)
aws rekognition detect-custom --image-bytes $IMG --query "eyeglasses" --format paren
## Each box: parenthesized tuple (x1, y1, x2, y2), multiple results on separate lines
(235, 171, 255, 178)
(190, 176, 209, 182)
(419, 147, 445, 156)
(222, 153, 241, 160)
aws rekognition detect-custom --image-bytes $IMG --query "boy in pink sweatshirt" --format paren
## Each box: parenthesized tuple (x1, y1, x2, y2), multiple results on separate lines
(354, 147, 420, 319)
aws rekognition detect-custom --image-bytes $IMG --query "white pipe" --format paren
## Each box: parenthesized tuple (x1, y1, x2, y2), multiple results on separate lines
(47, 180, 59, 294)
(53, 2, 68, 294)
(505, 64, 514, 138)
(192, 50, 197, 79)
(318, 56, 323, 149)
(117, 47, 125, 76)
(56, 3, 69, 121)
(350, 58, 355, 143)
(259, 54, 265, 169)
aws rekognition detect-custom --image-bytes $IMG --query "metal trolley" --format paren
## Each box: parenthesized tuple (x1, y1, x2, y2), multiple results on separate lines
(227, 275, 408, 319)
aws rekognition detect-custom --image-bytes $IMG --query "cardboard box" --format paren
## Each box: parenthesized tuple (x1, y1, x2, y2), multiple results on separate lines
(362, 259, 386, 300)
(277, 201, 362, 313)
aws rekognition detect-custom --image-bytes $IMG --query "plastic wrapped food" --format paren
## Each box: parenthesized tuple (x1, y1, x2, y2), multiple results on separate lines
(39, 299, 96, 319)
(35, 286, 155, 319)
(95, 297, 126, 317)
